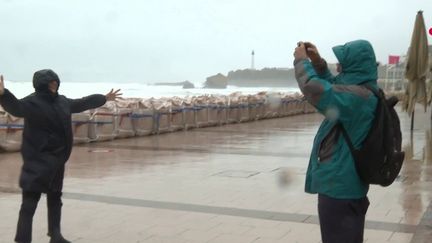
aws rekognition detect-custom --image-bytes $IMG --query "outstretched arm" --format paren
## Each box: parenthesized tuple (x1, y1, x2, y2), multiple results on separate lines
(0, 75, 27, 117)
(68, 89, 122, 113)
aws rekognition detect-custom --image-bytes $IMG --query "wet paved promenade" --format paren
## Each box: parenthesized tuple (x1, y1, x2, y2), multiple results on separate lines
(0, 106, 431, 243)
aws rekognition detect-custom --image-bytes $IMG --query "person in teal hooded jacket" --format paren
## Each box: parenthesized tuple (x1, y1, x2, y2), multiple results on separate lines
(293, 40, 378, 243)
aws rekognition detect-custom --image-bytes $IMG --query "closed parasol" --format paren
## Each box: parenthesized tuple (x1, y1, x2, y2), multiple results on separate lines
(403, 11, 429, 130)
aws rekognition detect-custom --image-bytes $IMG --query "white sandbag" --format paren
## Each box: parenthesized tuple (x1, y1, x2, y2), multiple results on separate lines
(255, 102, 266, 120)
(253, 92, 267, 120)
(133, 99, 155, 136)
(169, 97, 185, 131)
(71, 112, 91, 144)
(153, 99, 171, 134)
(0, 114, 23, 152)
(115, 99, 138, 138)
(194, 96, 209, 128)
(132, 110, 154, 136)
(209, 95, 227, 126)
(207, 104, 219, 126)
(183, 97, 196, 130)
(238, 96, 250, 122)
(88, 101, 117, 141)
(227, 94, 240, 123)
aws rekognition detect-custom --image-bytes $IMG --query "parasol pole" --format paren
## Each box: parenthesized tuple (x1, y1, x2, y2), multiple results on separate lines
(411, 110, 415, 131)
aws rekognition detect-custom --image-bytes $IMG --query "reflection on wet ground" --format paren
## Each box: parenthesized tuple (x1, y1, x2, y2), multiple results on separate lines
(0, 107, 431, 243)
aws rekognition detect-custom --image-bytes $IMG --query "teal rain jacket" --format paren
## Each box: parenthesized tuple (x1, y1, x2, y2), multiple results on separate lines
(294, 40, 378, 199)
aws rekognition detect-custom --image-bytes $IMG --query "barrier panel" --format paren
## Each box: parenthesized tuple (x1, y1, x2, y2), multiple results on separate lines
(247, 95, 259, 121)
(385, 91, 405, 102)
(254, 92, 267, 120)
(208, 104, 219, 126)
(217, 105, 228, 125)
(284, 97, 296, 116)
(282, 94, 303, 117)
(291, 93, 304, 115)
(280, 96, 290, 117)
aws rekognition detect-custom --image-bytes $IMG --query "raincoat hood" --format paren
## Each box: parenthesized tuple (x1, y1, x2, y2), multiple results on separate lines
(332, 40, 378, 85)
(33, 69, 60, 93)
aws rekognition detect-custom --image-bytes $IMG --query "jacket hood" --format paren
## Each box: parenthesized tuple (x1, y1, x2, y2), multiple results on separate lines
(33, 69, 60, 92)
(332, 40, 378, 85)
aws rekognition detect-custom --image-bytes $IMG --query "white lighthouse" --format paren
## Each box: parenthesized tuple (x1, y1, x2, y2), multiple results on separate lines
(251, 50, 255, 70)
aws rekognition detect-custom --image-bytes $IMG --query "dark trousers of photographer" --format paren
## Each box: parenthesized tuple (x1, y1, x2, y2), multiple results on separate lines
(318, 194, 370, 243)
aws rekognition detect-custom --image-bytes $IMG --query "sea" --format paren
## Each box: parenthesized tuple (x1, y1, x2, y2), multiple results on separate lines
(3, 80, 300, 99)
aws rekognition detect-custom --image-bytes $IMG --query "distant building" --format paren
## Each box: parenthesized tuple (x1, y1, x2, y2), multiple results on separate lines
(377, 45, 432, 91)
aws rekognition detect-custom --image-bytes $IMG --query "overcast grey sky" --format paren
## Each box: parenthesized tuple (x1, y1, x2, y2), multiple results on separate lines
(0, 0, 431, 83)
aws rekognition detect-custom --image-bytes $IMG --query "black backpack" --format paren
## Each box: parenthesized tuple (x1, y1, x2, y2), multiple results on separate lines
(339, 85, 405, 187)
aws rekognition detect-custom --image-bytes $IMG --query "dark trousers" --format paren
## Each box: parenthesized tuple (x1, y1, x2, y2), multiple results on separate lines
(318, 194, 369, 243)
(15, 191, 63, 243)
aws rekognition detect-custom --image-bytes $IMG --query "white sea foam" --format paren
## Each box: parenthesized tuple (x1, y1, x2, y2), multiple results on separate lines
(3, 80, 300, 99)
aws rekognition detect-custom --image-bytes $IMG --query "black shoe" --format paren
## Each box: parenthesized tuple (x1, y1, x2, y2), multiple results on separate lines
(49, 234, 71, 243)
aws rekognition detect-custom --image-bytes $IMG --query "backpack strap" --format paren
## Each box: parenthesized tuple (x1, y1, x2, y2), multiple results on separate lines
(363, 84, 382, 99)
(338, 84, 379, 154)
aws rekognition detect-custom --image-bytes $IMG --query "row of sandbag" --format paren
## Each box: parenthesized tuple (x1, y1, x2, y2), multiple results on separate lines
(0, 92, 316, 152)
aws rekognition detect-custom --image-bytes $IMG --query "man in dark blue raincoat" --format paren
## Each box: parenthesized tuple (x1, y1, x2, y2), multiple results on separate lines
(0, 70, 122, 243)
